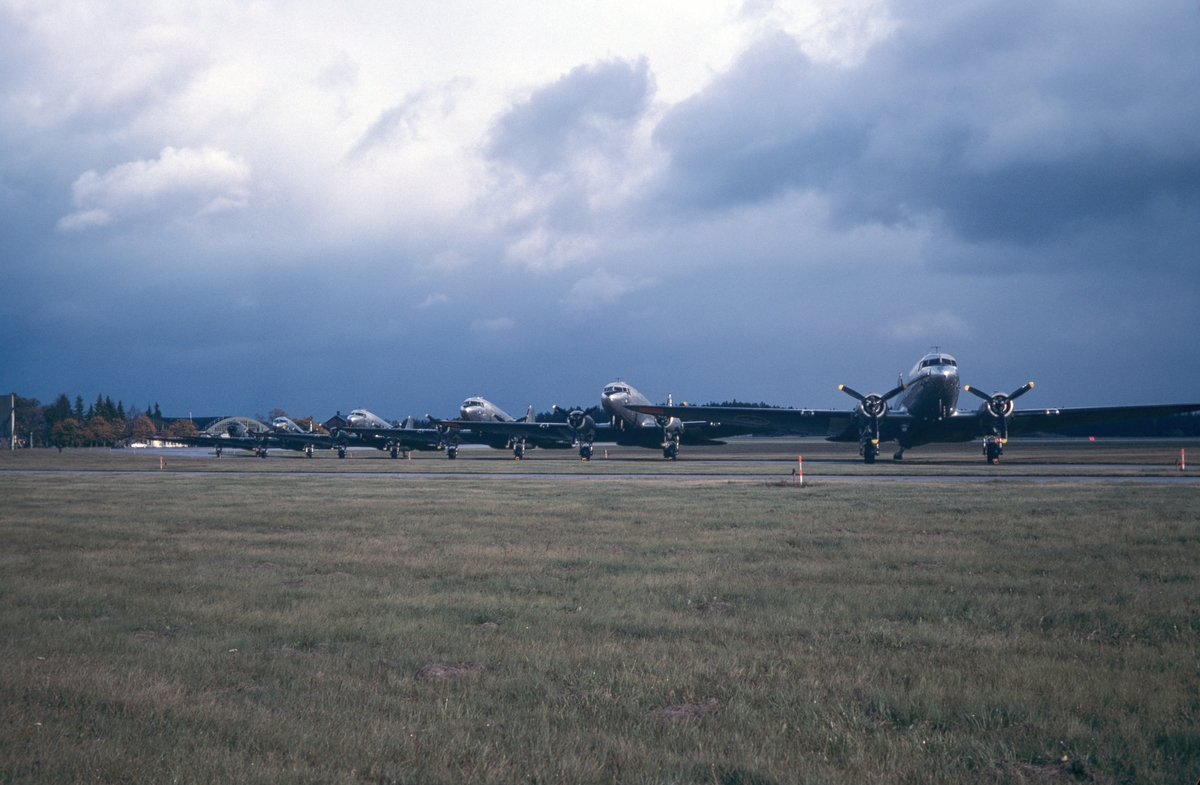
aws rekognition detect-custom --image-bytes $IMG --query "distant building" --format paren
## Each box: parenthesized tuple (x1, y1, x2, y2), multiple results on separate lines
(324, 412, 348, 431)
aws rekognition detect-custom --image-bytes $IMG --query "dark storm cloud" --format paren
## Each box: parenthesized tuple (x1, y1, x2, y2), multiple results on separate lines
(486, 58, 653, 176)
(651, 1, 1200, 269)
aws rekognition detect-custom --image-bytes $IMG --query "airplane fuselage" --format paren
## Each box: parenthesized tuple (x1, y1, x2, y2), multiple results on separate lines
(898, 353, 960, 422)
(601, 383, 658, 430)
(460, 397, 515, 422)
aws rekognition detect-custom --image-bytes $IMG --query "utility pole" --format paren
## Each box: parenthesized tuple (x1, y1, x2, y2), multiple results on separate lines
(10, 393, 15, 451)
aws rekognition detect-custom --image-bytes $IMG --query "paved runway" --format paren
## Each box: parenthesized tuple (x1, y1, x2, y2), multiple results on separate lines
(3, 468, 1197, 484)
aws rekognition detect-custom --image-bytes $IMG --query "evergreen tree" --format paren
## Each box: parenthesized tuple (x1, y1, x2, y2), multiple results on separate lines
(44, 394, 72, 427)
(117, 401, 126, 421)
(73, 396, 85, 420)
(153, 403, 162, 419)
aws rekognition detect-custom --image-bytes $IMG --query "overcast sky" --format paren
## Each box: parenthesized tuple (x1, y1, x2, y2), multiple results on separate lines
(3, 0, 1198, 420)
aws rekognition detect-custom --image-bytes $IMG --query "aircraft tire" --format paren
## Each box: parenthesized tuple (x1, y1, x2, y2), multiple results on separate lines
(337, 447, 346, 459)
(985, 440, 1002, 465)
(447, 446, 458, 460)
(863, 443, 877, 464)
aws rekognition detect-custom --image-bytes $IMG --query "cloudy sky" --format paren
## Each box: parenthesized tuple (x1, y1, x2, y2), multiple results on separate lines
(3, 0, 1198, 420)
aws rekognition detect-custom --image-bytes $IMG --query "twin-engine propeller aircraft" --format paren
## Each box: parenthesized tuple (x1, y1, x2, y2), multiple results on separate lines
(600, 381, 759, 459)
(160, 416, 337, 458)
(430, 397, 599, 459)
(328, 408, 444, 458)
(629, 351, 1200, 464)
(431, 384, 760, 460)
(260, 416, 334, 457)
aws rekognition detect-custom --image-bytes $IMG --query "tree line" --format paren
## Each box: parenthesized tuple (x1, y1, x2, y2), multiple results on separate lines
(5, 393, 198, 449)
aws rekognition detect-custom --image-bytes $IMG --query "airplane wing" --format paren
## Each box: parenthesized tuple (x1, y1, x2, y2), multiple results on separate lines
(157, 433, 262, 450)
(434, 418, 579, 445)
(628, 405, 854, 438)
(266, 431, 334, 448)
(336, 425, 443, 449)
(1007, 403, 1200, 435)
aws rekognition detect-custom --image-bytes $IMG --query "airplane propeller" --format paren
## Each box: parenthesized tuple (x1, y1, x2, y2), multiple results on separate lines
(963, 382, 1034, 442)
(839, 383, 906, 444)
(554, 405, 600, 442)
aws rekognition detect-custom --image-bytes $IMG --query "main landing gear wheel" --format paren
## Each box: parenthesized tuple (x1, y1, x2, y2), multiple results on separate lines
(257, 447, 268, 459)
(893, 449, 904, 461)
(447, 446, 458, 460)
(390, 445, 399, 459)
(862, 442, 877, 464)
(305, 445, 313, 458)
(663, 443, 678, 460)
(215, 446, 223, 458)
(985, 439, 1002, 465)
(579, 444, 593, 461)
(337, 446, 346, 459)
(513, 443, 525, 460)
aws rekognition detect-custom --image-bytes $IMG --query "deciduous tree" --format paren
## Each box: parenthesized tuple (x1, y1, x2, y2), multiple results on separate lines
(166, 419, 198, 438)
(131, 415, 157, 442)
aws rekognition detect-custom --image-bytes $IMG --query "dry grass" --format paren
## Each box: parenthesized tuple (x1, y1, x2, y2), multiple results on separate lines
(1, 465, 1198, 783)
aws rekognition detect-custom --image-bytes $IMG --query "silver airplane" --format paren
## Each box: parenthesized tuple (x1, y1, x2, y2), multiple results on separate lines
(433, 397, 591, 459)
(601, 381, 758, 459)
(629, 350, 1200, 464)
(459, 397, 537, 423)
(330, 408, 444, 458)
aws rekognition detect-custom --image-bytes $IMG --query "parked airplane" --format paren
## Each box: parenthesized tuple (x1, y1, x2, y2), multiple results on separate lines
(629, 351, 1200, 464)
(600, 381, 759, 459)
(260, 416, 335, 457)
(431, 397, 597, 459)
(459, 397, 537, 424)
(329, 409, 444, 458)
(157, 418, 278, 457)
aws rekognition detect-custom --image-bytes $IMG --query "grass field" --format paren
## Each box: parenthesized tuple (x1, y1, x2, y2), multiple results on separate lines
(2, 458, 1199, 782)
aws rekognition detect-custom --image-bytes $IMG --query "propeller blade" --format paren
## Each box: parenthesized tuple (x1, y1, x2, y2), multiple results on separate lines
(962, 385, 993, 402)
(881, 383, 907, 402)
(839, 385, 867, 402)
(1008, 382, 1034, 401)
(553, 405, 568, 416)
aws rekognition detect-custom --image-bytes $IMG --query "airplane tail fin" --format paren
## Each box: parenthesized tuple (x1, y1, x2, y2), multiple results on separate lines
(524, 404, 536, 422)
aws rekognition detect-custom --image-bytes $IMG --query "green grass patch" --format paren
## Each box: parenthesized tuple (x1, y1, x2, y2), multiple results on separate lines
(1, 473, 1198, 783)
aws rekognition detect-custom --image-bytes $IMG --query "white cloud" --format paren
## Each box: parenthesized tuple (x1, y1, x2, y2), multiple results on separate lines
(743, 0, 897, 67)
(416, 293, 449, 308)
(472, 317, 514, 332)
(562, 269, 655, 312)
(883, 310, 973, 342)
(58, 146, 249, 231)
